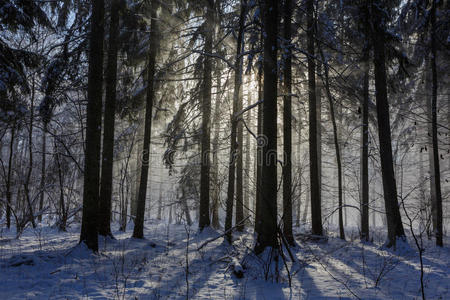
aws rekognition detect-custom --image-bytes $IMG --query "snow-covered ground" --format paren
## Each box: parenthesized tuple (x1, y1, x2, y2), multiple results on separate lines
(0, 221, 448, 299)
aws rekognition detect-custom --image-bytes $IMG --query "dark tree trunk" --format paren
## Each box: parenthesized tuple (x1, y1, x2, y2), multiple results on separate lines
(225, 0, 246, 241)
(133, 0, 159, 239)
(235, 90, 244, 232)
(316, 63, 322, 211)
(255, 66, 263, 233)
(131, 110, 144, 218)
(370, 2, 405, 247)
(307, 0, 322, 236)
(235, 0, 247, 233)
(98, 0, 120, 238)
(255, 0, 278, 254)
(6, 122, 16, 229)
(244, 90, 251, 221)
(430, 0, 443, 247)
(80, 0, 104, 252)
(318, 46, 345, 240)
(55, 141, 67, 231)
(282, 0, 294, 246)
(199, 0, 214, 231)
(360, 47, 370, 241)
(38, 122, 47, 222)
(296, 109, 302, 227)
(425, 62, 437, 236)
(24, 78, 36, 229)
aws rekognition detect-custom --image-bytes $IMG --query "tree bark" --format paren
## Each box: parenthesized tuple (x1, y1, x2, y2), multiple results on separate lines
(199, 0, 214, 231)
(55, 141, 67, 231)
(131, 110, 144, 218)
(430, 0, 443, 247)
(211, 71, 222, 229)
(255, 0, 278, 254)
(316, 63, 322, 211)
(255, 65, 263, 232)
(244, 89, 251, 221)
(370, 2, 405, 247)
(24, 78, 37, 229)
(361, 47, 370, 241)
(424, 55, 438, 238)
(235, 1, 247, 233)
(80, 0, 104, 252)
(296, 108, 302, 227)
(282, 0, 294, 246)
(6, 121, 16, 229)
(38, 122, 47, 222)
(225, 0, 246, 241)
(99, 0, 120, 238)
(318, 46, 345, 240)
(132, 0, 159, 239)
(307, 0, 323, 236)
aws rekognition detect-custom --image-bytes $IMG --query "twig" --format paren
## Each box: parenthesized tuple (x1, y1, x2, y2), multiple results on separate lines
(196, 216, 250, 251)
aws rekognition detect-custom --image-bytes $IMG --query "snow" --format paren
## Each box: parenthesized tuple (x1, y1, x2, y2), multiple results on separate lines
(0, 222, 449, 299)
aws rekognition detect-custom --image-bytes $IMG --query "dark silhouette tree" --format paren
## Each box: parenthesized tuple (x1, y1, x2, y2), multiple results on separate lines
(225, 0, 247, 242)
(80, 0, 105, 251)
(98, 0, 121, 238)
(133, 0, 160, 239)
(369, 0, 405, 247)
(282, 0, 294, 246)
(199, 0, 215, 231)
(255, 0, 279, 254)
(307, 0, 323, 236)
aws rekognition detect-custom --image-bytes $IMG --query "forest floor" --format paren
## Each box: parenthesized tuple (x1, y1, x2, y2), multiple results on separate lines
(0, 220, 449, 299)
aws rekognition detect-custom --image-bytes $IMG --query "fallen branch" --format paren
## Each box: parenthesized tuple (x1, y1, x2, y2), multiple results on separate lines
(197, 216, 250, 251)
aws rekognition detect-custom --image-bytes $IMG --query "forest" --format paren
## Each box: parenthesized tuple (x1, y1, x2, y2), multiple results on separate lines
(0, 0, 449, 299)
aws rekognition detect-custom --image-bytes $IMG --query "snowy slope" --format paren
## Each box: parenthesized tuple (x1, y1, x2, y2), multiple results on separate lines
(0, 221, 448, 299)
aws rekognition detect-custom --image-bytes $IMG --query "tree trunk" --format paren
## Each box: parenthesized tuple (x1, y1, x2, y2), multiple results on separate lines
(24, 77, 36, 229)
(254, 0, 278, 254)
(133, 0, 159, 239)
(430, 0, 443, 247)
(296, 109, 302, 227)
(360, 48, 370, 241)
(235, 1, 247, 233)
(131, 110, 144, 218)
(99, 0, 120, 238)
(316, 63, 322, 212)
(38, 122, 47, 222)
(244, 89, 251, 221)
(55, 141, 67, 231)
(199, 0, 214, 231)
(318, 47, 345, 240)
(225, 0, 246, 241)
(370, 2, 405, 247)
(255, 65, 263, 232)
(6, 122, 16, 229)
(157, 182, 162, 220)
(282, 0, 294, 246)
(211, 72, 222, 229)
(371, 183, 376, 228)
(307, 0, 323, 236)
(424, 56, 438, 238)
(80, 0, 104, 251)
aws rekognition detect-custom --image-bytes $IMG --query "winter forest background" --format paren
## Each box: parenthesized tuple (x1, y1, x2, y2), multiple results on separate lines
(0, 0, 449, 299)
